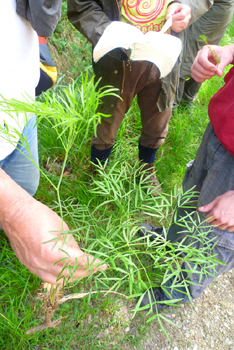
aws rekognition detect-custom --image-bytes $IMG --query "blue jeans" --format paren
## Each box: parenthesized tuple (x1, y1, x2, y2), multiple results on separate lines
(0, 116, 40, 196)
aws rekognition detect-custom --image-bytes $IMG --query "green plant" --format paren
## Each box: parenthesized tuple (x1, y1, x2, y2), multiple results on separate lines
(0, 71, 221, 342)
(199, 34, 221, 64)
(1, 15, 234, 347)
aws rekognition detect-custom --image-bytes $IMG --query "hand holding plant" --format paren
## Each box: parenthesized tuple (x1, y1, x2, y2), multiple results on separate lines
(191, 41, 234, 82)
(0, 169, 107, 285)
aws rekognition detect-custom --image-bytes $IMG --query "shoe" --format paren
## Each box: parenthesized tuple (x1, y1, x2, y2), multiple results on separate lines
(140, 163, 162, 197)
(90, 163, 107, 179)
(138, 223, 164, 242)
(140, 287, 171, 313)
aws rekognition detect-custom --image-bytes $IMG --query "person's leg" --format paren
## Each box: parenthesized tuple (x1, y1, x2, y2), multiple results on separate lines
(141, 240, 234, 312)
(91, 60, 140, 166)
(140, 123, 234, 311)
(0, 116, 39, 196)
(139, 122, 213, 241)
(183, 78, 202, 102)
(174, 77, 186, 108)
(137, 63, 172, 196)
(138, 64, 172, 150)
(91, 61, 161, 168)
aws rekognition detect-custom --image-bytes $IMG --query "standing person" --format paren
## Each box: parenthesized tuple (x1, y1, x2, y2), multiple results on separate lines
(139, 43, 234, 312)
(36, 36, 58, 97)
(0, 0, 106, 285)
(67, 0, 204, 197)
(175, 0, 234, 107)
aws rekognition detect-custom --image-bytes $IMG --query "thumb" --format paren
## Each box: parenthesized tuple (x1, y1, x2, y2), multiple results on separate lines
(216, 64, 225, 77)
(198, 198, 217, 213)
(166, 4, 176, 18)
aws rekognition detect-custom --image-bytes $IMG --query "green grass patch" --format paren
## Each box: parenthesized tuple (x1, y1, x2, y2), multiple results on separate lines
(1, 5, 234, 349)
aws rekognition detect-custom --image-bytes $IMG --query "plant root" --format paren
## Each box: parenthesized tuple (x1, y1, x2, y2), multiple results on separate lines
(26, 283, 127, 335)
(26, 283, 64, 335)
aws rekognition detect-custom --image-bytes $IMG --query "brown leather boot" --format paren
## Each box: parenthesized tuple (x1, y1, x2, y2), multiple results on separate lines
(140, 163, 162, 197)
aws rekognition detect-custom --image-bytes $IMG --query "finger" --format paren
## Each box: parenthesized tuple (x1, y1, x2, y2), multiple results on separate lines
(192, 50, 218, 70)
(37, 255, 106, 284)
(166, 5, 176, 17)
(191, 66, 216, 82)
(56, 258, 107, 283)
(191, 64, 217, 79)
(45, 240, 107, 272)
(190, 74, 209, 83)
(56, 246, 108, 275)
(215, 63, 226, 77)
(218, 223, 228, 230)
(205, 215, 215, 222)
(227, 225, 234, 232)
(217, 223, 234, 231)
(172, 11, 188, 21)
(28, 265, 64, 285)
(207, 219, 219, 227)
(71, 253, 107, 275)
(216, 67, 224, 77)
(199, 198, 218, 213)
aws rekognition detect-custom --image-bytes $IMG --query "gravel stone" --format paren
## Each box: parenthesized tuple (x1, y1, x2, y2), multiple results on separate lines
(124, 269, 234, 350)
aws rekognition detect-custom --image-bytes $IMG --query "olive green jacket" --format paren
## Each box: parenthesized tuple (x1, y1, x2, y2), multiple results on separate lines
(67, 0, 214, 122)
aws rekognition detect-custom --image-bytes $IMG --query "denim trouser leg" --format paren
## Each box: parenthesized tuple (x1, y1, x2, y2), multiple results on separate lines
(163, 123, 234, 302)
(0, 116, 40, 196)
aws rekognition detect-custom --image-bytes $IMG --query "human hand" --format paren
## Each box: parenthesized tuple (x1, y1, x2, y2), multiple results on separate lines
(0, 171, 107, 284)
(191, 44, 234, 82)
(166, 3, 191, 32)
(198, 191, 234, 232)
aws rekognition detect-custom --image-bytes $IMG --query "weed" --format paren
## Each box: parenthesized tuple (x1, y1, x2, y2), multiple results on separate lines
(1, 8, 234, 350)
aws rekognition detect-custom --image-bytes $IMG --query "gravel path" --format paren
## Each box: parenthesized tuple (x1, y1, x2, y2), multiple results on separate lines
(132, 269, 234, 350)
(80, 262, 234, 350)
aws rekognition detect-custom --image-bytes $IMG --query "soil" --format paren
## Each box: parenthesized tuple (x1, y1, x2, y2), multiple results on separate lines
(125, 269, 234, 350)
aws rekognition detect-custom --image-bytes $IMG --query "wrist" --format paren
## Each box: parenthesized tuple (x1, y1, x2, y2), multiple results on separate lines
(0, 169, 31, 233)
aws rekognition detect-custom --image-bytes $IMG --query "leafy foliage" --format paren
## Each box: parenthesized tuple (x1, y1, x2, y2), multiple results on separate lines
(1, 7, 234, 350)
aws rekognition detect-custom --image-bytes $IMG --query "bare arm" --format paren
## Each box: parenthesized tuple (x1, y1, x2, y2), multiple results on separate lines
(199, 191, 234, 232)
(0, 169, 107, 284)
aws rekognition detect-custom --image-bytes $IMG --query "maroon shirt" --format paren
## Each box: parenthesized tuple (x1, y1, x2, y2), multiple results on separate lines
(209, 66, 234, 157)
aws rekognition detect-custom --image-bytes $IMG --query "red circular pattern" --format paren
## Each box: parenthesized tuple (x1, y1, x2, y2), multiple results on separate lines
(122, 0, 165, 24)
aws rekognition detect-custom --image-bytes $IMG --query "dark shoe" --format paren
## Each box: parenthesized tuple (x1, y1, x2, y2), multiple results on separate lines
(138, 223, 164, 242)
(90, 163, 107, 180)
(140, 288, 171, 313)
(140, 163, 162, 197)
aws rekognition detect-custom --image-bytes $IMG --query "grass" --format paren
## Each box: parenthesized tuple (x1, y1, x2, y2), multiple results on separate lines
(1, 4, 234, 349)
